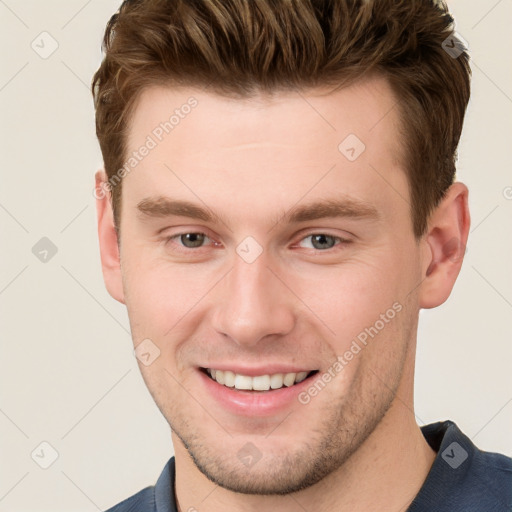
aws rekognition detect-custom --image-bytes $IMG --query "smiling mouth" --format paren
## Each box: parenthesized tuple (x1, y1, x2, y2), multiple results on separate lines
(200, 368, 319, 392)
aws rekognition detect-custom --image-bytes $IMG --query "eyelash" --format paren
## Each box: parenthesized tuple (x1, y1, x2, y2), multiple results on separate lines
(163, 232, 351, 254)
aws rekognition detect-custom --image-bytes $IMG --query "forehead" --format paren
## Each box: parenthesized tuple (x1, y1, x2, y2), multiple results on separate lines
(122, 76, 408, 230)
(127, 75, 402, 156)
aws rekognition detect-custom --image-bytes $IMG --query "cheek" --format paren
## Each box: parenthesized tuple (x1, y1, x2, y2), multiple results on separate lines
(122, 255, 214, 338)
(289, 257, 406, 344)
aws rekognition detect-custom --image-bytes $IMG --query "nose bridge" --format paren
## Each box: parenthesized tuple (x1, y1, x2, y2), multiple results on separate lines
(211, 250, 295, 346)
(231, 253, 270, 310)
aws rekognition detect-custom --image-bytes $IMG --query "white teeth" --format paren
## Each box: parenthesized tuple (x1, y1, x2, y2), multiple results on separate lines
(215, 369, 225, 385)
(252, 375, 270, 391)
(207, 369, 312, 391)
(269, 373, 284, 389)
(234, 374, 252, 390)
(283, 373, 296, 387)
(295, 371, 309, 383)
(224, 370, 236, 388)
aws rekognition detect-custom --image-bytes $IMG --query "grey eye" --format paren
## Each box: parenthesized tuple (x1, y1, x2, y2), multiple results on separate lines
(180, 233, 206, 248)
(310, 234, 337, 250)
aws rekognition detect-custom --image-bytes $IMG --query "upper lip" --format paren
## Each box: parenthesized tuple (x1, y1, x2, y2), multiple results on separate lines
(200, 365, 316, 376)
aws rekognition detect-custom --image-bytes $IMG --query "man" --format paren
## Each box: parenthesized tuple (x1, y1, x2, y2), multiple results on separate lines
(92, 0, 512, 510)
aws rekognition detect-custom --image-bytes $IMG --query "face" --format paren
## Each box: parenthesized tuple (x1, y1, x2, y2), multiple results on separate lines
(113, 77, 426, 494)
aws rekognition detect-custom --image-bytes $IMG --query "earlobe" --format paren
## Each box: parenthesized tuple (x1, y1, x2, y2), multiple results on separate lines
(95, 169, 125, 304)
(419, 182, 470, 309)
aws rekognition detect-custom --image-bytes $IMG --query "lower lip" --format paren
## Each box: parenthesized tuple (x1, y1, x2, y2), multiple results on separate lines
(198, 369, 316, 417)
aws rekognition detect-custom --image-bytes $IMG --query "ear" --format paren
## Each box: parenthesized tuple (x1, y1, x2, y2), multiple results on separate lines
(418, 182, 470, 309)
(95, 169, 125, 304)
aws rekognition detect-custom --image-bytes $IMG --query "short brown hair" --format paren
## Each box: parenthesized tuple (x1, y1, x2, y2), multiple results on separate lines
(92, 0, 471, 237)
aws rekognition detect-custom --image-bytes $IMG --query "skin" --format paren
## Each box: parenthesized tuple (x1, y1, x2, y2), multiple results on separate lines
(96, 75, 470, 511)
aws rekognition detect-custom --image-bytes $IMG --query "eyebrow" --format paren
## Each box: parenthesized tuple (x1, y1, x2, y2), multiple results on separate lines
(286, 198, 379, 223)
(136, 196, 379, 226)
(137, 196, 216, 222)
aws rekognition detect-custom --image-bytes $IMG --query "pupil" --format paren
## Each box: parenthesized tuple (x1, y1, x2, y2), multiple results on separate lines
(181, 233, 205, 248)
(312, 234, 334, 249)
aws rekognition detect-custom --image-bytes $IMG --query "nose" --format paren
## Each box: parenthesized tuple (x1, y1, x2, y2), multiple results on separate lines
(210, 251, 296, 347)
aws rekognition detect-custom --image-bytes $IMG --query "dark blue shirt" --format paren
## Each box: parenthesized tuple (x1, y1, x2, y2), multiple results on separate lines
(105, 421, 512, 511)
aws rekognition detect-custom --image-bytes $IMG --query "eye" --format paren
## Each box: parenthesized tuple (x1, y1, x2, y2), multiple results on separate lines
(169, 232, 211, 249)
(298, 234, 347, 250)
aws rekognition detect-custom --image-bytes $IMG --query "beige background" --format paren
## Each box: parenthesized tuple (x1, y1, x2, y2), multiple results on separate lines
(1, 0, 511, 510)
